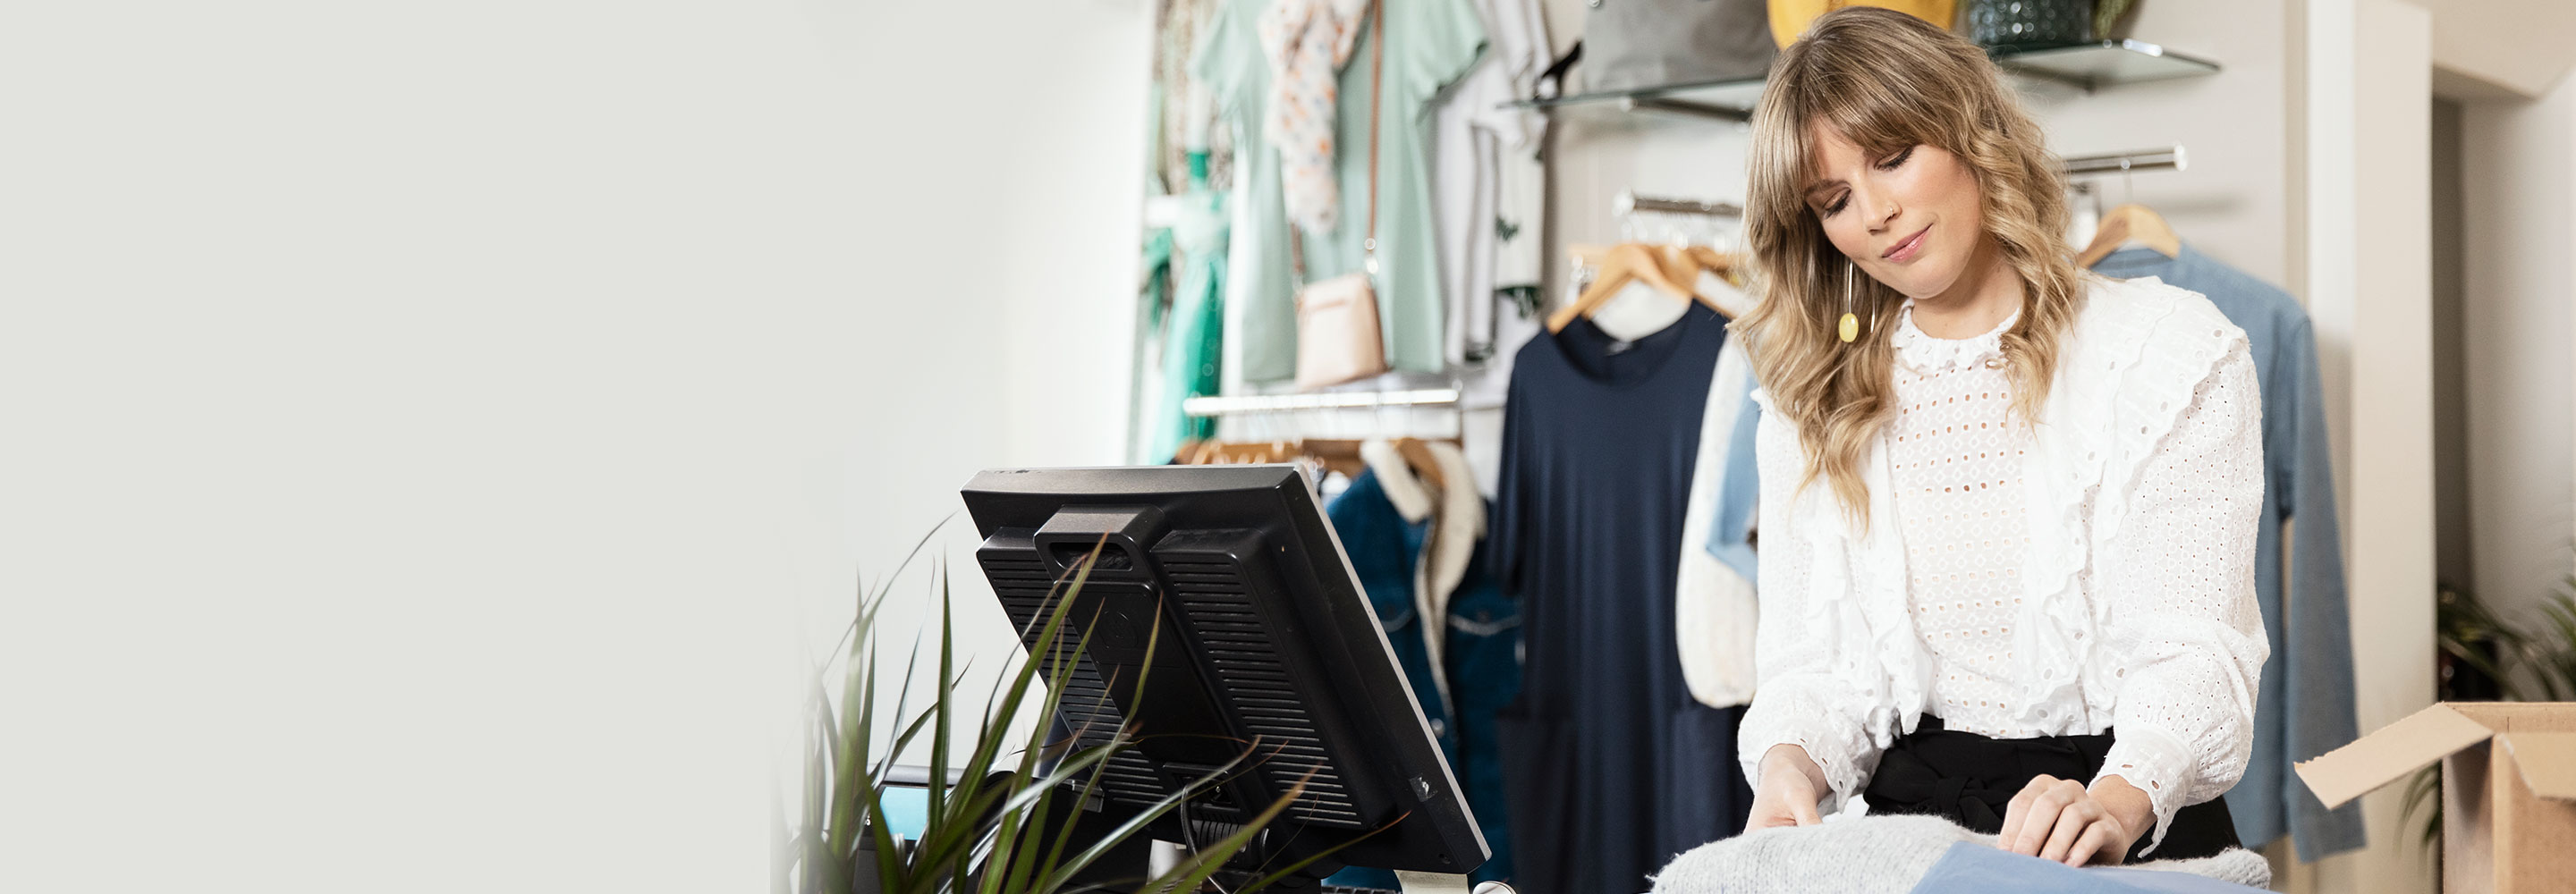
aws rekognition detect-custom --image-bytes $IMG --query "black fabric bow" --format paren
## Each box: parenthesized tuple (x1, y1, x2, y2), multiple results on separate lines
(1864, 734, 2096, 832)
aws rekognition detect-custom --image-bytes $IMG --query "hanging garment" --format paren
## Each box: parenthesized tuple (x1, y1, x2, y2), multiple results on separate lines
(1195, 0, 1487, 383)
(1198, 0, 1298, 393)
(1257, 0, 1369, 235)
(1322, 448, 1521, 887)
(1145, 183, 1231, 463)
(1676, 337, 1760, 708)
(1133, 224, 1177, 463)
(1435, 0, 1549, 372)
(1491, 303, 1752, 894)
(1699, 364, 1761, 583)
(1483, 143, 1546, 367)
(2090, 243, 2368, 861)
(1650, 814, 2270, 894)
(1151, 0, 1229, 197)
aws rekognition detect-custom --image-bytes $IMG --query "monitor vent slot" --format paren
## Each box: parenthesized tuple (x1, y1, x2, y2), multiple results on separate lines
(1160, 556, 1363, 828)
(983, 556, 1165, 808)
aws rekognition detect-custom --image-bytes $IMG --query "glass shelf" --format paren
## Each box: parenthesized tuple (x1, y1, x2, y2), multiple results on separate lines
(1992, 38, 2223, 90)
(1508, 38, 2219, 122)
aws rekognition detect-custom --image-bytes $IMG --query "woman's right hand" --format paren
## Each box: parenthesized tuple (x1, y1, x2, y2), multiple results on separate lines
(1747, 744, 1827, 830)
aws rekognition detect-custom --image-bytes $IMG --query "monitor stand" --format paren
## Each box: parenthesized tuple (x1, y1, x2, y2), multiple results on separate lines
(1394, 870, 1517, 894)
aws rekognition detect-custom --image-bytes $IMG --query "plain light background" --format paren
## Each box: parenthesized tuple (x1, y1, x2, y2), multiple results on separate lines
(2, 1, 1152, 891)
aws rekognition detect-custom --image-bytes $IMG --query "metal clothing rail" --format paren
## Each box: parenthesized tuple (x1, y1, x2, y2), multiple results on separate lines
(1618, 95, 1754, 123)
(2062, 145, 2187, 176)
(1608, 146, 2180, 221)
(1614, 190, 1742, 218)
(1182, 388, 1462, 417)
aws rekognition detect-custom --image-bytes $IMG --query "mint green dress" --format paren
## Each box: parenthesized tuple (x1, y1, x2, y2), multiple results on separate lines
(1146, 181, 1230, 463)
(1191, 0, 1487, 383)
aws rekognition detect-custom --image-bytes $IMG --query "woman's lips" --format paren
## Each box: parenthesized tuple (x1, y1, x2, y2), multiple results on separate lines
(1884, 224, 1930, 262)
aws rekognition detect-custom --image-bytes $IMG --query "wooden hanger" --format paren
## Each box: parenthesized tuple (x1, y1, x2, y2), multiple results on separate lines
(1292, 438, 1369, 481)
(1175, 437, 1374, 480)
(1389, 436, 1447, 493)
(1667, 246, 1758, 317)
(1649, 245, 1741, 318)
(1548, 243, 1698, 333)
(2075, 203, 2181, 267)
(1681, 247, 1750, 291)
(1651, 244, 1701, 288)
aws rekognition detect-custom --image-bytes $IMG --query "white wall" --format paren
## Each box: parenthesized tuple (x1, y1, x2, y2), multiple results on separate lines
(2415, 0, 2576, 98)
(2295, 3, 2436, 893)
(0, 2, 1150, 892)
(2457, 74, 2576, 623)
(807, 0, 1153, 772)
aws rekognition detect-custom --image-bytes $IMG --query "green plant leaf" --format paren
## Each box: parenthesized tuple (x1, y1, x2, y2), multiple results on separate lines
(824, 511, 954, 687)
(1235, 810, 1405, 894)
(908, 552, 1100, 894)
(800, 527, 1352, 894)
(952, 549, 1101, 818)
(828, 625, 874, 856)
(928, 561, 958, 839)
(1129, 772, 1315, 894)
(919, 611, 1103, 893)
(1031, 750, 1258, 893)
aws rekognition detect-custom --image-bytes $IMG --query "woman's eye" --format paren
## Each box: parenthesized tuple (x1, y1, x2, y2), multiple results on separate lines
(1816, 148, 1913, 216)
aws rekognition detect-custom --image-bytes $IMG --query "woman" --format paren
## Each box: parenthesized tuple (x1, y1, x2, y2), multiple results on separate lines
(1731, 7, 2267, 867)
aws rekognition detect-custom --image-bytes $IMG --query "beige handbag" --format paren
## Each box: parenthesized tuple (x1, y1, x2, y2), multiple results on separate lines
(1292, 0, 1389, 391)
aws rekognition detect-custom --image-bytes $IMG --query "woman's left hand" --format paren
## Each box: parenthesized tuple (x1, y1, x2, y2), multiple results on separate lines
(1996, 774, 2153, 866)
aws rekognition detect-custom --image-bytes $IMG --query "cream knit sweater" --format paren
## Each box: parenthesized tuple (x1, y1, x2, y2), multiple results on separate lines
(1648, 814, 2270, 894)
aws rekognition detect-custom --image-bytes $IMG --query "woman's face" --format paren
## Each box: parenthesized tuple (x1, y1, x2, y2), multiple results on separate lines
(1801, 122, 1987, 303)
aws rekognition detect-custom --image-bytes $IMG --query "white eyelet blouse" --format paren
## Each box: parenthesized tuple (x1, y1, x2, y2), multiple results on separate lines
(1887, 304, 2038, 739)
(1737, 274, 2269, 854)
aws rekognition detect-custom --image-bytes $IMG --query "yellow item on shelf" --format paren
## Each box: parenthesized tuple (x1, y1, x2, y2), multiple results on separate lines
(1768, 0, 1960, 48)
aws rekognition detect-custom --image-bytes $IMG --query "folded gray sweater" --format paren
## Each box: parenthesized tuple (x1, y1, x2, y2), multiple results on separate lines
(1649, 814, 2271, 894)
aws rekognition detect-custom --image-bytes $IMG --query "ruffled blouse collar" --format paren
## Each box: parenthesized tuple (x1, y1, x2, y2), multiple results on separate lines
(1891, 301, 2018, 375)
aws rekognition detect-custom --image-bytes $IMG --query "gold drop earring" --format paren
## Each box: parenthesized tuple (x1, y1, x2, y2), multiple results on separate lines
(1838, 259, 1860, 343)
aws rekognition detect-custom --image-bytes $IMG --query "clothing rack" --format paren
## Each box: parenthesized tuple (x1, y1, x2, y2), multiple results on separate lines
(1617, 96, 1753, 123)
(1614, 190, 1742, 218)
(1182, 388, 1462, 417)
(1609, 145, 2180, 221)
(2062, 145, 2188, 176)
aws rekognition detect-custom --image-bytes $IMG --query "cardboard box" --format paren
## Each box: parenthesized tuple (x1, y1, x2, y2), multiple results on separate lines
(2294, 703, 2576, 893)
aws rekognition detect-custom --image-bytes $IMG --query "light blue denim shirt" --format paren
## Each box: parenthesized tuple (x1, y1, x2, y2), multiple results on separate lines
(2091, 243, 2368, 861)
(1702, 366, 1761, 584)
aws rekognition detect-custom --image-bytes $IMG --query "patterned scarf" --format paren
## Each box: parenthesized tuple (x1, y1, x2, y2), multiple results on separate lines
(1257, 0, 1372, 236)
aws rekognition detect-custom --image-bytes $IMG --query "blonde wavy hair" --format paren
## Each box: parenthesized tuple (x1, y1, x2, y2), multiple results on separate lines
(1737, 6, 2087, 525)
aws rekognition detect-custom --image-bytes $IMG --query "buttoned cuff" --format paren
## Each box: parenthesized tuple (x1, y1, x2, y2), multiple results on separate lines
(2095, 724, 2195, 856)
(1741, 685, 1878, 815)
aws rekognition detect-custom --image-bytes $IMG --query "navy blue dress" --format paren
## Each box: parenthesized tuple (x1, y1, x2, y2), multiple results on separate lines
(1490, 304, 1753, 894)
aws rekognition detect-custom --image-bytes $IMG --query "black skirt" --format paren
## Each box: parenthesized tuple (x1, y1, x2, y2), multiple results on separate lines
(1860, 716, 2241, 862)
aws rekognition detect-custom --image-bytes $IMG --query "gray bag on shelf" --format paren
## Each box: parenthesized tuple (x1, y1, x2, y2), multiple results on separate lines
(1582, 0, 1777, 94)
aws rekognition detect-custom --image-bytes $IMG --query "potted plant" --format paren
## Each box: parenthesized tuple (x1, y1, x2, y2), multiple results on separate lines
(777, 536, 1345, 894)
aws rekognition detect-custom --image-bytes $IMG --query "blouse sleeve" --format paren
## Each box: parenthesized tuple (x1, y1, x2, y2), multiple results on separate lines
(2093, 340, 2271, 854)
(1735, 391, 1884, 813)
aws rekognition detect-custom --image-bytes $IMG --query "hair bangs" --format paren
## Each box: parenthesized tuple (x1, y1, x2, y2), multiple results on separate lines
(1734, 5, 2090, 527)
